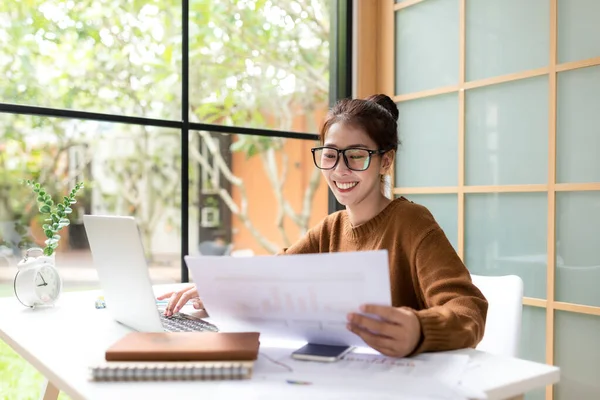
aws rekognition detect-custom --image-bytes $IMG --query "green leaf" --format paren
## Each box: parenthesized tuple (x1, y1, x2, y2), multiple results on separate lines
(44, 229, 54, 238)
(52, 235, 61, 241)
(37, 196, 45, 202)
(45, 238, 58, 246)
(39, 205, 51, 214)
(59, 218, 70, 224)
(230, 140, 246, 153)
(57, 203, 65, 211)
(45, 199, 54, 207)
(43, 247, 54, 256)
(247, 144, 258, 158)
(42, 224, 52, 230)
(64, 207, 73, 214)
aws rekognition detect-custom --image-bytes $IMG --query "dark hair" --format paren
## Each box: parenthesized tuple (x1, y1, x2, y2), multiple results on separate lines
(319, 94, 400, 152)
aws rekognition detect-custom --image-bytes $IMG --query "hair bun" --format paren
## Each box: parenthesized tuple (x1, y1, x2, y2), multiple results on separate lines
(366, 94, 399, 121)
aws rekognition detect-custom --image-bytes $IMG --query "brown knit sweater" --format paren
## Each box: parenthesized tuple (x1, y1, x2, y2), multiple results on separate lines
(282, 197, 488, 354)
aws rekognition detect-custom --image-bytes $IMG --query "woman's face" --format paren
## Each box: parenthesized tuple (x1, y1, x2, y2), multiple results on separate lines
(320, 122, 390, 208)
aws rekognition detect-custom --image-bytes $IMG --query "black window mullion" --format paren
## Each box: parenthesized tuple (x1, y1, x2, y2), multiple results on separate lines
(328, 0, 353, 214)
(189, 122, 318, 141)
(0, 103, 182, 129)
(181, 0, 190, 283)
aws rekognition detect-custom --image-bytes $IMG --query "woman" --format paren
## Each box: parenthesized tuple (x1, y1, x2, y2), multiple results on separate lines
(159, 94, 488, 358)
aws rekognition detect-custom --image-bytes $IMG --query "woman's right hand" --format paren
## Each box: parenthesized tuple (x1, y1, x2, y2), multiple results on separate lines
(157, 284, 203, 316)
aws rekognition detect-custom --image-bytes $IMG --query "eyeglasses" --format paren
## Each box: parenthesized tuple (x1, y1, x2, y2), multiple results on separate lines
(310, 146, 388, 171)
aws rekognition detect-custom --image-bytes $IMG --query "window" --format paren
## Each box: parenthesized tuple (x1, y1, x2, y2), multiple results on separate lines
(0, 0, 351, 292)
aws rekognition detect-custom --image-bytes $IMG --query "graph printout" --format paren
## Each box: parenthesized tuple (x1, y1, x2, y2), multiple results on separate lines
(185, 250, 391, 346)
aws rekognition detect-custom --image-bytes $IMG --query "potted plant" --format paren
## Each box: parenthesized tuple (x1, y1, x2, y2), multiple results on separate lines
(12, 180, 84, 307)
(23, 180, 85, 256)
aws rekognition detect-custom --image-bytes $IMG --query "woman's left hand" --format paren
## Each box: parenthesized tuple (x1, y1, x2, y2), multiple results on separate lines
(347, 305, 422, 358)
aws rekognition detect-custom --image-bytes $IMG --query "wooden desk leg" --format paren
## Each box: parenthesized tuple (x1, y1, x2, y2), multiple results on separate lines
(39, 380, 59, 400)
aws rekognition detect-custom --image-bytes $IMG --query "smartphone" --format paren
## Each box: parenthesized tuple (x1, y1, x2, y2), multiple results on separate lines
(291, 343, 353, 362)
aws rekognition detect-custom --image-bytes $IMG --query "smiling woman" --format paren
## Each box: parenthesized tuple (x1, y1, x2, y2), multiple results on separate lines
(316, 123, 392, 226)
(283, 94, 488, 358)
(164, 94, 489, 359)
(315, 94, 399, 227)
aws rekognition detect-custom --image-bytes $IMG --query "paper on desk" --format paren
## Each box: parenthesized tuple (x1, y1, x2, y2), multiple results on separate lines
(223, 380, 468, 400)
(253, 349, 482, 400)
(185, 251, 391, 347)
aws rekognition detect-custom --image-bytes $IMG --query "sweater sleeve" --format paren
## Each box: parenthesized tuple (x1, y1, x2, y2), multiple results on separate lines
(411, 227, 488, 354)
(277, 223, 321, 255)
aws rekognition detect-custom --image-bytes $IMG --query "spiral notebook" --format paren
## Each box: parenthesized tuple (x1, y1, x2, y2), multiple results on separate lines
(89, 360, 254, 382)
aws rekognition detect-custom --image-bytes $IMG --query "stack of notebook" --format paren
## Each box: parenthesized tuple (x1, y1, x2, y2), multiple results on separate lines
(90, 331, 260, 382)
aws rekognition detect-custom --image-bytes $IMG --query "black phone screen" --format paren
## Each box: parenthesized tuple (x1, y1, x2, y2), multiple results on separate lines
(292, 343, 352, 357)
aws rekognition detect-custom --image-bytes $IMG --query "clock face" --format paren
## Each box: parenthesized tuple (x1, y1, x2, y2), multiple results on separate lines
(34, 265, 62, 303)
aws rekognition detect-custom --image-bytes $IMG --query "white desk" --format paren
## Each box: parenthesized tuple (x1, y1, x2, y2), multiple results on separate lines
(0, 288, 559, 400)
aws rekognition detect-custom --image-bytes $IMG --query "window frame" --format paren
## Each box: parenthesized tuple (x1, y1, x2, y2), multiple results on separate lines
(0, 0, 353, 282)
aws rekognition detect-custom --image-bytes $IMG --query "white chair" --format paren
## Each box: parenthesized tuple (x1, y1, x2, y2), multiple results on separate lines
(470, 274, 524, 358)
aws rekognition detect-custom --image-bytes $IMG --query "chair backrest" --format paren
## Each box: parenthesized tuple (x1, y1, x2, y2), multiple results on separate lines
(470, 274, 524, 358)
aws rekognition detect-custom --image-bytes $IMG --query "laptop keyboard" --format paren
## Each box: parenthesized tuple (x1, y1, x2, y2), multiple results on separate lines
(159, 312, 219, 332)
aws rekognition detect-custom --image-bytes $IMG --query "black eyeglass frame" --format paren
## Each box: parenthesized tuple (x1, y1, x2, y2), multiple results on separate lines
(310, 146, 389, 171)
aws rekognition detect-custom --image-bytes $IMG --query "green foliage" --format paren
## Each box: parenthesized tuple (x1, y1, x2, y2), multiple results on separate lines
(0, 0, 328, 232)
(0, 338, 47, 400)
(22, 180, 85, 257)
(230, 135, 284, 159)
(0, 0, 328, 257)
(0, 314, 72, 399)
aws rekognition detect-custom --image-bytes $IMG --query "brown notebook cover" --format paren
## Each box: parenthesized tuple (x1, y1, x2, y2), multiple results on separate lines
(105, 332, 260, 362)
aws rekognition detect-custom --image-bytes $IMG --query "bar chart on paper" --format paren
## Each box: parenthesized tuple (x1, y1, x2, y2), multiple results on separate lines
(185, 250, 391, 345)
(217, 275, 365, 316)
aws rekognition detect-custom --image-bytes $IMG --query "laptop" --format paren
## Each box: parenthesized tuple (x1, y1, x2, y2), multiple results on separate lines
(83, 214, 217, 333)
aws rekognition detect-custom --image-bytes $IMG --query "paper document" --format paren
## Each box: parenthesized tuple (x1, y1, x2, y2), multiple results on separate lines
(253, 348, 479, 400)
(260, 350, 469, 386)
(185, 250, 391, 346)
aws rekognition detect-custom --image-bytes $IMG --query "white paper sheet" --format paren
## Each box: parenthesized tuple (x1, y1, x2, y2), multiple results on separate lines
(252, 348, 483, 400)
(185, 250, 391, 347)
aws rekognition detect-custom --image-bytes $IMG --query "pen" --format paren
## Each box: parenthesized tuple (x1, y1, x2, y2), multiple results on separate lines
(286, 380, 312, 385)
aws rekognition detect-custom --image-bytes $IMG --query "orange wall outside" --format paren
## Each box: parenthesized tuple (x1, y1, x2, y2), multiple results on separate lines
(230, 108, 329, 255)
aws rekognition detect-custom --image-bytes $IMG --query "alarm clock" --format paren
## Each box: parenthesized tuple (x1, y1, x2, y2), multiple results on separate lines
(14, 248, 63, 308)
